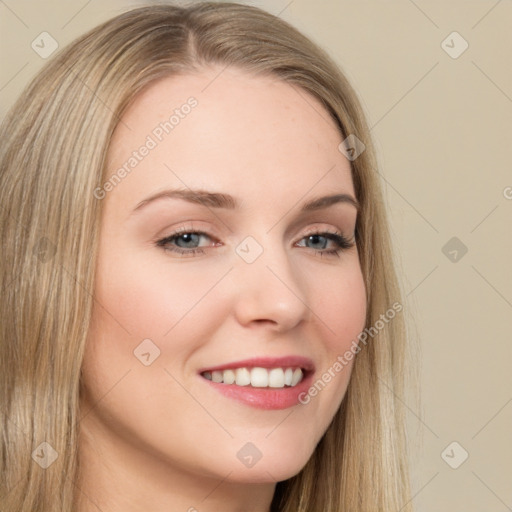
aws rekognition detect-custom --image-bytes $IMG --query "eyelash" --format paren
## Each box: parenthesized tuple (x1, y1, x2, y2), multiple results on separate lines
(156, 228, 355, 258)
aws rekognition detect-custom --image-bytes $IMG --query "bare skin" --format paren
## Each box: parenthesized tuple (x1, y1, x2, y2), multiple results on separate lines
(78, 66, 366, 512)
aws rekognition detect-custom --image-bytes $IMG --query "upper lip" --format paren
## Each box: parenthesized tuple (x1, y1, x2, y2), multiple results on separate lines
(198, 356, 315, 374)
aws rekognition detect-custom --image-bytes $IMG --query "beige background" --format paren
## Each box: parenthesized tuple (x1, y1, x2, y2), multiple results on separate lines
(1, 1, 511, 510)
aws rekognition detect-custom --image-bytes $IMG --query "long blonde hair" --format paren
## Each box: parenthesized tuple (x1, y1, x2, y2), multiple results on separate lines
(0, 3, 414, 510)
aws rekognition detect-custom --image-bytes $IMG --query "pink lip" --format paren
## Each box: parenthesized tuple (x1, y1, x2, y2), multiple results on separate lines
(198, 356, 315, 410)
(198, 356, 315, 373)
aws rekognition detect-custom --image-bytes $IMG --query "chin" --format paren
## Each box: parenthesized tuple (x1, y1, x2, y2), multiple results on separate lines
(222, 441, 315, 484)
(227, 460, 309, 484)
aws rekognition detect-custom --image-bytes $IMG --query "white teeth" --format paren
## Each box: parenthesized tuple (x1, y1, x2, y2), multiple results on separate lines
(291, 368, 303, 386)
(268, 368, 285, 388)
(235, 368, 251, 386)
(203, 367, 304, 388)
(251, 367, 269, 387)
(223, 369, 236, 384)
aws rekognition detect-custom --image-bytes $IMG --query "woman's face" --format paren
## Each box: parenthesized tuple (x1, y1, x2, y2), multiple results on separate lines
(81, 66, 366, 487)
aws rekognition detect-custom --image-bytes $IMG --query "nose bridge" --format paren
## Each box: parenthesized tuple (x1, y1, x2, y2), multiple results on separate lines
(230, 230, 309, 328)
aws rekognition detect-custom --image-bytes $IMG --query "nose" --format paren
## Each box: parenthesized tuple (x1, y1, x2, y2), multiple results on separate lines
(229, 236, 310, 332)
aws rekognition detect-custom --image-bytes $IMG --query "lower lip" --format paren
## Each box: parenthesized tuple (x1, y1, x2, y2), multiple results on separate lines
(201, 372, 313, 410)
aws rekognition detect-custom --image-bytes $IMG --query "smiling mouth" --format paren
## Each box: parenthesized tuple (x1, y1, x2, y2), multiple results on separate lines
(201, 367, 305, 388)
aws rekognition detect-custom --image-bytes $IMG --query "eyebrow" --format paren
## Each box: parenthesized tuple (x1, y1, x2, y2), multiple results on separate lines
(132, 188, 360, 213)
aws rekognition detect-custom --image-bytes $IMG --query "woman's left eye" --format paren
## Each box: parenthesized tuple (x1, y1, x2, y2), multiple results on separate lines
(156, 230, 355, 258)
(295, 231, 355, 257)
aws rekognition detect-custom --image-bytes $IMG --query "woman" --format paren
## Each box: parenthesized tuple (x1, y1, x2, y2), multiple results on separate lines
(0, 3, 414, 511)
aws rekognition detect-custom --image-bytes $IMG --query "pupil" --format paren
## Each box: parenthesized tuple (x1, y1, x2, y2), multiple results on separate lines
(179, 233, 199, 248)
(309, 234, 325, 249)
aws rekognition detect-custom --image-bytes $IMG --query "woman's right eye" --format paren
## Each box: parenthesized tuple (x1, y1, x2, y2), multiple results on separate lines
(156, 231, 215, 257)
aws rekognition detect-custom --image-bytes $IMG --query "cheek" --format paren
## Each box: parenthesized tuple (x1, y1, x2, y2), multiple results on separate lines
(298, 259, 366, 411)
(94, 246, 230, 339)
(312, 259, 367, 353)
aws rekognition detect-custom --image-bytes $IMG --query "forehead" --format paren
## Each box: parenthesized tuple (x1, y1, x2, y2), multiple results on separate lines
(105, 67, 354, 212)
